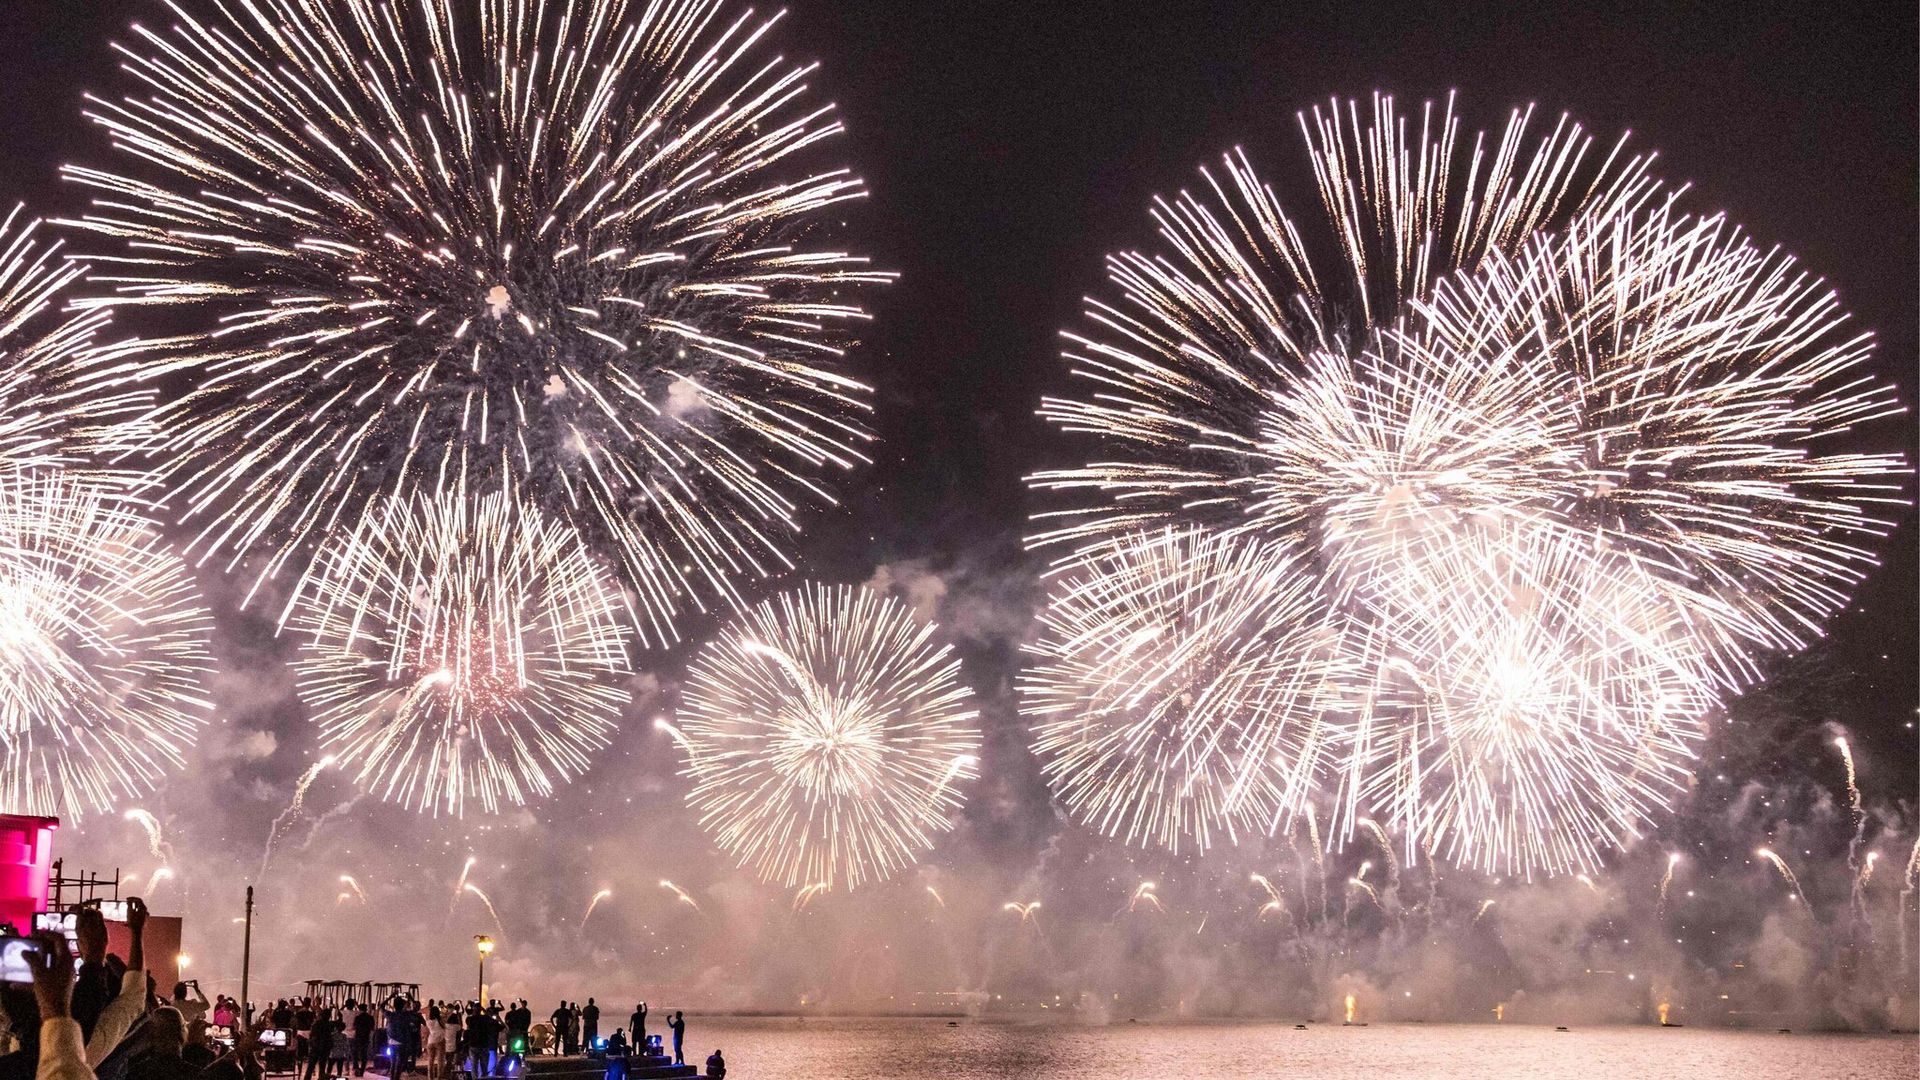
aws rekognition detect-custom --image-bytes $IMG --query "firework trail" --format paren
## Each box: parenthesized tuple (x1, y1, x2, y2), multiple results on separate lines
(1027, 92, 1905, 876)
(653, 720, 696, 757)
(1307, 806, 1329, 922)
(258, 756, 336, 880)
(926, 886, 946, 909)
(1359, 818, 1399, 894)
(581, 888, 613, 927)
(67, 0, 891, 641)
(1347, 877, 1381, 909)
(1657, 853, 1681, 914)
(124, 810, 172, 865)
(1472, 899, 1497, 925)
(791, 882, 829, 912)
(290, 488, 631, 816)
(1252, 873, 1289, 922)
(676, 583, 981, 890)
(1126, 881, 1165, 914)
(340, 876, 368, 905)
(1756, 848, 1806, 905)
(1003, 901, 1042, 925)
(1575, 874, 1600, 894)
(450, 856, 479, 920)
(143, 866, 173, 894)
(1899, 838, 1920, 974)
(659, 880, 702, 914)
(0, 474, 214, 821)
(1834, 736, 1869, 922)
(464, 883, 504, 931)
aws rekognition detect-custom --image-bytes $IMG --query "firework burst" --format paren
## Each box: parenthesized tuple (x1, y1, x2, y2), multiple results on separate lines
(1022, 528, 1354, 853)
(67, 0, 889, 640)
(289, 487, 631, 816)
(0, 473, 214, 819)
(676, 583, 980, 890)
(0, 204, 146, 479)
(1028, 93, 1904, 875)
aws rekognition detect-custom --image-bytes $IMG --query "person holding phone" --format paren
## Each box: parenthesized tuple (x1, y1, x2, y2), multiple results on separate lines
(83, 896, 151, 1069)
(0, 931, 94, 1080)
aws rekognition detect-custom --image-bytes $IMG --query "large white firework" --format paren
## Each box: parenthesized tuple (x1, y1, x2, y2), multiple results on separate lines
(1023, 528, 1358, 853)
(289, 487, 632, 816)
(0, 473, 214, 820)
(1028, 94, 1905, 874)
(676, 583, 980, 890)
(0, 204, 146, 479)
(66, 0, 888, 641)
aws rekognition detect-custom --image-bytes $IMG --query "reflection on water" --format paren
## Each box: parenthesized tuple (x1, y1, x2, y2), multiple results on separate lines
(682, 1016, 1915, 1079)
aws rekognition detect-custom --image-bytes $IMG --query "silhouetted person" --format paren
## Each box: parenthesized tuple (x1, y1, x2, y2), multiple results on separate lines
(68, 906, 115, 1042)
(126, 1006, 198, 1080)
(667, 1014, 684, 1066)
(581, 999, 599, 1047)
(703, 1049, 725, 1079)
(628, 1004, 646, 1050)
(351, 1004, 375, 1076)
(305, 1009, 334, 1080)
(205, 1032, 267, 1080)
(184, 1018, 218, 1071)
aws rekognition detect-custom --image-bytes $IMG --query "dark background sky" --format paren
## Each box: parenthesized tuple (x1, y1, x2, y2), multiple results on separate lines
(0, 0, 1913, 1017)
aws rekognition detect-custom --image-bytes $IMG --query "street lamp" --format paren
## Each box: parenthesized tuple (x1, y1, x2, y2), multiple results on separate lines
(474, 935, 494, 1005)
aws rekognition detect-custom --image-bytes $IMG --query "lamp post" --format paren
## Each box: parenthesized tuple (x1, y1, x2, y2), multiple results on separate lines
(475, 935, 494, 1005)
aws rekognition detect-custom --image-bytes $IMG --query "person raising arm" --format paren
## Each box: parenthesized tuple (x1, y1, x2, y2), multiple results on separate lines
(25, 931, 90, 1080)
(86, 897, 150, 1068)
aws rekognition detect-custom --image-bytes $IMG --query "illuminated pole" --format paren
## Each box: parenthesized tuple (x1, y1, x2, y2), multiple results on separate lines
(475, 935, 494, 1005)
(239, 886, 254, 1033)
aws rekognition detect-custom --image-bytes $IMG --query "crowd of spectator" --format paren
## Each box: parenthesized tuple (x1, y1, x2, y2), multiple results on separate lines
(0, 904, 725, 1080)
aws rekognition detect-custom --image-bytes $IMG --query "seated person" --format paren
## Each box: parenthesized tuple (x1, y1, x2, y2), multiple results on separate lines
(704, 1049, 725, 1079)
(604, 1030, 629, 1057)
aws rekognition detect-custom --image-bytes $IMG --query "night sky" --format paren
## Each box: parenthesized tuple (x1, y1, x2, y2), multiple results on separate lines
(1, 0, 1914, 1022)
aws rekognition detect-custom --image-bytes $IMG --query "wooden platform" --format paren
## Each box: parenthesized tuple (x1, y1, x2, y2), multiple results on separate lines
(522, 1053, 700, 1080)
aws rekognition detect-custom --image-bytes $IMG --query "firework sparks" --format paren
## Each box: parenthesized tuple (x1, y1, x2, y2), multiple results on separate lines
(659, 880, 702, 914)
(1023, 528, 1350, 853)
(1251, 873, 1288, 921)
(259, 755, 336, 878)
(1003, 901, 1042, 924)
(581, 888, 613, 927)
(791, 882, 829, 912)
(1473, 899, 1497, 925)
(1756, 848, 1806, 904)
(340, 875, 368, 905)
(0, 474, 213, 821)
(1027, 92, 1904, 876)
(1128, 881, 1165, 914)
(124, 809, 171, 864)
(290, 488, 631, 816)
(675, 583, 981, 890)
(0, 203, 147, 480)
(67, 0, 891, 641)
(464, 883, 504, 930)
(1658, 853, 1681, 912)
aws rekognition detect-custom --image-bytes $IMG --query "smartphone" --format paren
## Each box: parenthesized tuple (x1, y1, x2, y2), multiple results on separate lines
(0, 935, 38, 984)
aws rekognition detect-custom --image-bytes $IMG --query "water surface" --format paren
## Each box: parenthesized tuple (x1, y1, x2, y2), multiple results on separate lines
(680, 1016, 1915, 1079)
